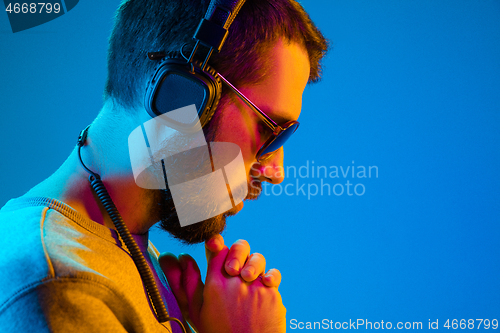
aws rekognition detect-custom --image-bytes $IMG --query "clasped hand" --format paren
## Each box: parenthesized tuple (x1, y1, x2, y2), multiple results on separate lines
(159, 235, 286, 333)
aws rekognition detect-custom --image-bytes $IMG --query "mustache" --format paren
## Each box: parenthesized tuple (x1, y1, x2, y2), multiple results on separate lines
(246, 177, 262, 201)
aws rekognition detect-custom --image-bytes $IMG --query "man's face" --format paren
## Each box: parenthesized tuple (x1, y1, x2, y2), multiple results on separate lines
(157, 39, 310, 244)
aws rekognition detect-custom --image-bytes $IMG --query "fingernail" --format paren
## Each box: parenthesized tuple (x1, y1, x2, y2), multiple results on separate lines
(227, 259, 240, 272)
(243, 266, 255, 278)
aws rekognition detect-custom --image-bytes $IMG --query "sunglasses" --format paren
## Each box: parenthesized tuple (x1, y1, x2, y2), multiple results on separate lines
(218, 73, 300, 162)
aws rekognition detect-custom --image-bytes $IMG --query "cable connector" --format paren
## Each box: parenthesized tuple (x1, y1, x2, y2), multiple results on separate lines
(148, 52, 167, 60)
(77, 125, 91, 147)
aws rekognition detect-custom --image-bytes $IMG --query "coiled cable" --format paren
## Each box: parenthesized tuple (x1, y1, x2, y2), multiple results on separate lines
(77, 125, 187, 333)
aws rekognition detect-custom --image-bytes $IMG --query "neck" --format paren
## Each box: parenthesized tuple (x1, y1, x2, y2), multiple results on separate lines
(24, 104, 156, 234)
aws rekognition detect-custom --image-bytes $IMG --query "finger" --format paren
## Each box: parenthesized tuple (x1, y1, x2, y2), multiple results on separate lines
(178, 254, 204, 321)
(158, 253, 188, 311)
(205, 234, 227, 267)
(205, 234, 224, 254)
(241, 252, 266, 282)
(261, 268, 282, 288)
(224, 239, 251, 276)
(205, 244, 230, 281)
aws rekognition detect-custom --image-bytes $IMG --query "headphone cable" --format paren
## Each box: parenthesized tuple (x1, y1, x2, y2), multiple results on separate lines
(77, 125, 187, 333)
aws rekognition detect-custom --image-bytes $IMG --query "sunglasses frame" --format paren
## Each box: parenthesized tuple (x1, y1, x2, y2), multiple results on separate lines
(218, 72, 300, 161)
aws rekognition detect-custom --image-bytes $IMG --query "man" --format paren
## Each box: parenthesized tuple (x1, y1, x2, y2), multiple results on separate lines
(0, 0, 327, 332)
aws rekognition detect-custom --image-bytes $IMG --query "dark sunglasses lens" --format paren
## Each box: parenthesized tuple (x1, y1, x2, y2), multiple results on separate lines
(259, 123, 299, 158)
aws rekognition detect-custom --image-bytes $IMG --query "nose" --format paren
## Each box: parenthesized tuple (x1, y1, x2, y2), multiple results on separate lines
(250, 147, 285, 184)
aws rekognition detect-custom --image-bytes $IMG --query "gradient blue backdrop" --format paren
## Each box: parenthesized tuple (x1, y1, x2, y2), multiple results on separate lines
(1, 1, 499, 330)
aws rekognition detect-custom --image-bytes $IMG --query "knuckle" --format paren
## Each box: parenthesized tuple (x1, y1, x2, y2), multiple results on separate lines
(254, 284, 282, 304)
(257, 286, 268, 299)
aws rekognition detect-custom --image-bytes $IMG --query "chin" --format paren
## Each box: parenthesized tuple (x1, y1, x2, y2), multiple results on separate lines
(155, 180, 260, 244)
(235, 201, 244, 212)
(227, 201, 244, 216)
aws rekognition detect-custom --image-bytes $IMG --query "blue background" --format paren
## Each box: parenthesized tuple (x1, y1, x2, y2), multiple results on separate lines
(1, 0, 499, 330)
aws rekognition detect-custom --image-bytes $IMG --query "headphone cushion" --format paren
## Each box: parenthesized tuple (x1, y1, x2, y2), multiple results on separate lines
(145, 53, 222, 129)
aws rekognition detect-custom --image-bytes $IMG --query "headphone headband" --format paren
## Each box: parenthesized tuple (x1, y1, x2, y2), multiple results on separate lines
(194, 0, 246, 53)
(145, 0, 247, 129)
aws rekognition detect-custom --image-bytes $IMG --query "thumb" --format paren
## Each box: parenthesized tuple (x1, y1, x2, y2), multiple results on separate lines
(158, 253, 188, 314)
(178, 253, 204, 324)
(159, 253, 205, 326)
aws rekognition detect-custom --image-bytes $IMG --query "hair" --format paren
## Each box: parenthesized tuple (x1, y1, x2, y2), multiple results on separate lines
(104, 0, 328, 109)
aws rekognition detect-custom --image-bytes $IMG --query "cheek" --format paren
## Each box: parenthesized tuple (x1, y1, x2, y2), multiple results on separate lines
(211, 107, 259, 171)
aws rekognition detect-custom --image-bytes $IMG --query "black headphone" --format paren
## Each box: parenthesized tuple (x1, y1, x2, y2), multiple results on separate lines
(144, 0, 246, 130)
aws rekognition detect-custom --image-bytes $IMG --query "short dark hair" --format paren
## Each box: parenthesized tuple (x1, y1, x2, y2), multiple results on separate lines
(104, 0, 328, 109)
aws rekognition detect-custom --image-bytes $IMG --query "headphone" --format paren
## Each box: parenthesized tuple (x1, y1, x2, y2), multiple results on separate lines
(144, 0, 247, 130)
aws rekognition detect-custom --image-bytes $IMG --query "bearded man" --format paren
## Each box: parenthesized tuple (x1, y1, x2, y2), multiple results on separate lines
(0, 0, 327, 332)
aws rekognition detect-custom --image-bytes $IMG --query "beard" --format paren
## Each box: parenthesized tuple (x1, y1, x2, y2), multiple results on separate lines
(150, 112, 263, 245)
(153, 176, 261, 244)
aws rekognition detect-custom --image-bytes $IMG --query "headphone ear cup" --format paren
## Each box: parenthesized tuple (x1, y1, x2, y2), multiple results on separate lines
(144, 54, 222, 130)
(192, 60, 222, 128)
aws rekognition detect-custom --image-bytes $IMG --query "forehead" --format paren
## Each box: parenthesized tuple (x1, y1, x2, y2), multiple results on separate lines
(240, 39, 310, 123)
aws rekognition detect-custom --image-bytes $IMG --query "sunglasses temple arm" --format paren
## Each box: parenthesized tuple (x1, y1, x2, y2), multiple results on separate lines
(218, 73, 279, 131)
